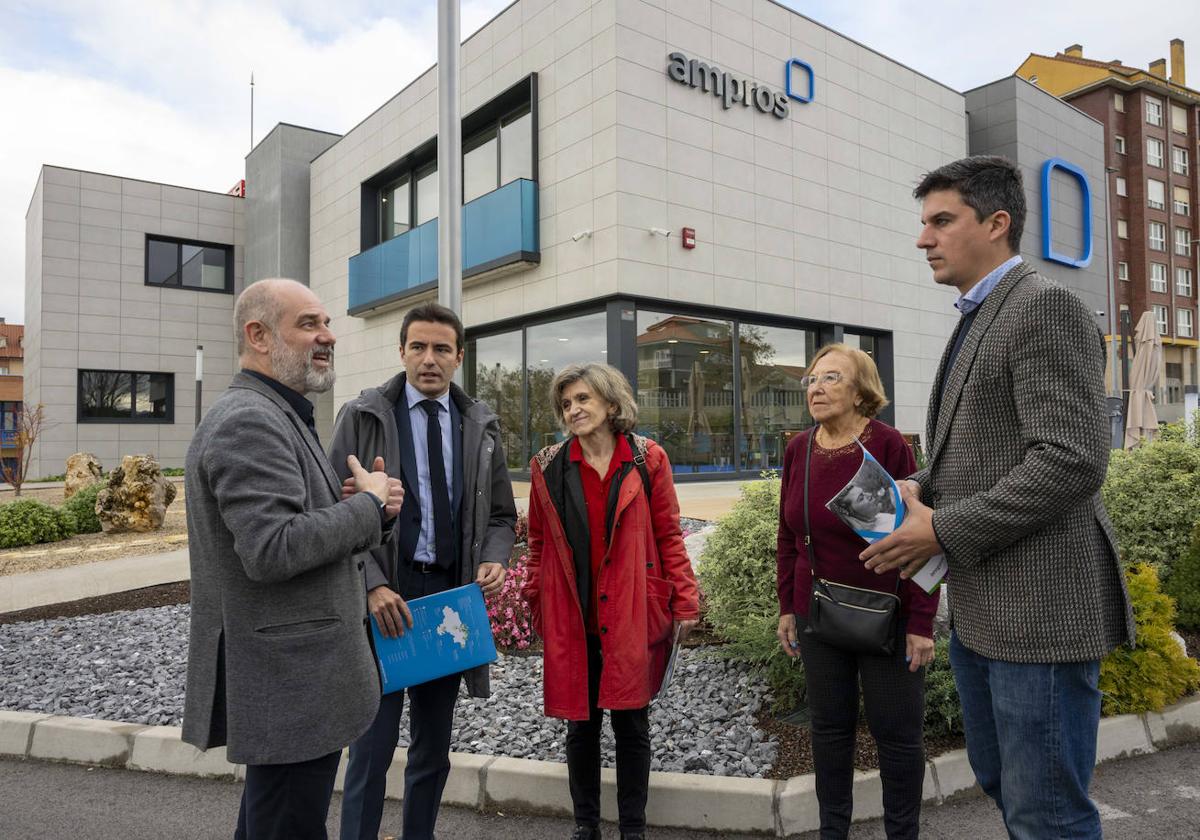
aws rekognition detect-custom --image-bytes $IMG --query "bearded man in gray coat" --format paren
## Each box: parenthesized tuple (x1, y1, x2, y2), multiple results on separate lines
(862, 157, 1134, 840)
(330, 301, 516, 840)
(184, 278, 404, 840)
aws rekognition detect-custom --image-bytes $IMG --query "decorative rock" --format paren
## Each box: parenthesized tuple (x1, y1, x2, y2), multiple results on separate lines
(96, 455, 177, 533)
(63, 453, 103, 500)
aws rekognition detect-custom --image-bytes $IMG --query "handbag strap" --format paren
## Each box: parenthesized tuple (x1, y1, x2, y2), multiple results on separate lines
(802, 425, 900, 595)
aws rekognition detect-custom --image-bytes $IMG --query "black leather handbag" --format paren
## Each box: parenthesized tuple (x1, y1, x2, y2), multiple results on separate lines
(800, 430, 901, 656)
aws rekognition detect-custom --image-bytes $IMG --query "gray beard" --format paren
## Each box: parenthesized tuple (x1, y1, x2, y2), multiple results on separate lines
(270, 341, 336, 394)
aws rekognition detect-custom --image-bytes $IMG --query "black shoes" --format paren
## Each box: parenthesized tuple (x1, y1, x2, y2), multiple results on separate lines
(570, 827, 601, 840)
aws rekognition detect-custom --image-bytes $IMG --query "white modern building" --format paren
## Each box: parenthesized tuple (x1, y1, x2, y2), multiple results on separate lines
(24, 0, 1111, 479)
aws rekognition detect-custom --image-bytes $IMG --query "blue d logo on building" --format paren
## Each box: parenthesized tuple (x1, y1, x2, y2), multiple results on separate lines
(1041, 158, 1093, 269)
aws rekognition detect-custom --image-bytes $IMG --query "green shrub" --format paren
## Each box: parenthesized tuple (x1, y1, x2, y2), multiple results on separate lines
(0, 499, 77, 548)
(1165, 527, 1200, 632)
(161, 467, 185, 477)
(1100, 564, 1200, 715)
(61, 483, 103, 534)
(1103, 421, 1200, 575)
(697, 474, 806, 711)
(923, 637, 963, 737)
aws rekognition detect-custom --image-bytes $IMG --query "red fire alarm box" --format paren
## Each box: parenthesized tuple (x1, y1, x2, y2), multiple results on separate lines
(681, 227, 696, 249)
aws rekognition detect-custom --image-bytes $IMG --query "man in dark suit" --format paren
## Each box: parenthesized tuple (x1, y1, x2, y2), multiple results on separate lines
(184, 278, 404, 840)
(862, 156, 1134, 839)
(331, 302, 517, 840)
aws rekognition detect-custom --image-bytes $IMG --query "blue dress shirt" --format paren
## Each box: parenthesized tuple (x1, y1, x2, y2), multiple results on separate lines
(955, 255, 1023, 314)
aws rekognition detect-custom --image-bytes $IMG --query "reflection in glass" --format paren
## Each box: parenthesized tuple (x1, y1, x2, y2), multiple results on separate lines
(147, 239, 178, 286)
(200, 248, 227, 290)
(842, 333, 877, 359)
(466, 330, 524, 469)
(636, 310, 735, 474)
(527, 312, 608, 453)
(740, 325, 816, 471)
(134, 373, 171, 419)
(415, 164, 438, 226)
(500, 108, 533, 186)
(79, 371, 132, 419)
(382, 178, 410, 241)
(464, 128, 498, 204)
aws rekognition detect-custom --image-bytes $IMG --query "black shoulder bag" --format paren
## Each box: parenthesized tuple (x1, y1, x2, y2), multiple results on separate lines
(801, 429, 901, 656)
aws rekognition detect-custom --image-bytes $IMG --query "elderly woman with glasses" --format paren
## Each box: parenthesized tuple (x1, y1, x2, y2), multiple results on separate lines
(776, 343, 939, 840)
(523, 362, 700, 840)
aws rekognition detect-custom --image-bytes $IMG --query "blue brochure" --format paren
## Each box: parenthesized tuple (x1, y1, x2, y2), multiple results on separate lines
(369, 583, 498, 694)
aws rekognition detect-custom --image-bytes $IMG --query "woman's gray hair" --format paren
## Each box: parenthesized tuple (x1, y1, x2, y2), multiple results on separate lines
(550, 363, 639, 434)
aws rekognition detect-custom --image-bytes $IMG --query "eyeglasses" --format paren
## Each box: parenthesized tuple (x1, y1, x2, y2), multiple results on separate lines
(800, 372, 844, 389)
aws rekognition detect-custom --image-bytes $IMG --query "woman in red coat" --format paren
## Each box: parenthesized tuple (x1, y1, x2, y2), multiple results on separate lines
(523, 362, 700, 840)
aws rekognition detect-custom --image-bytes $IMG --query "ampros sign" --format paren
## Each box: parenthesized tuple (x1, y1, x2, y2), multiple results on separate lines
(666, 51, 814, 120)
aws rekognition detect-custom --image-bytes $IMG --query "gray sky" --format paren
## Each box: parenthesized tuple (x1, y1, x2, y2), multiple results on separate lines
(0, 0, 1195, 325)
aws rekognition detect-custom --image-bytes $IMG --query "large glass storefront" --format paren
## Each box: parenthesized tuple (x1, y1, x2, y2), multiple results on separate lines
(465, 301, 889, 477)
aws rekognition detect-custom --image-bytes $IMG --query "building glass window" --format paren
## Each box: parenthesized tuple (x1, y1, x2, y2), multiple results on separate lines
(1177, 267, 1193, 297)
(1175, 186, 1191, 217)
(526, 312, 608, 454)
(500, 107, 534, 186)
(1146, 96, 1163, 126)
(78, 370, 174, 423)
(1171, 103, 1188, 133)
(1149, 221, 1166, 250)
(1116, 176, 1127, 197)
(1151, 263, 1168, 292)
(1147, 137, 1165, 168)
(1118, 219, 1128, 239)
(1114, 92, 1125, 112)
(739, 324, 817, 471)
(145, 235, 231, 292)
(380, 177, 410, 241)
(465, 329, 524, 470)
(1179, 308, 1194, 339)
(1153, 304, 1170, 335)
(1118, 261, 1129, 281)
(637, 310, 735, 474)
(1115, 135, 1126, 155)
(463, 126, 499, 204)
(1175, 146, 1190, 176)
(1176, 228, 1193, 257)
(414, 163, 439, 226)
(1148, 179, 1166, 210)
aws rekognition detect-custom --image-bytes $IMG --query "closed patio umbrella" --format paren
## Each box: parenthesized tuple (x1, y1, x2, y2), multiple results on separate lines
(1124, 310, 1163, 449)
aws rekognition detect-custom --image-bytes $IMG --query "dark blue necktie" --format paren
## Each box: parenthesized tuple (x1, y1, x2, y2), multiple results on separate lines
(420, 400, 455, 569)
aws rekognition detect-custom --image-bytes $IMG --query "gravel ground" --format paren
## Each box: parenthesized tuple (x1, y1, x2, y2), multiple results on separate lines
(0, 604, 778, 778)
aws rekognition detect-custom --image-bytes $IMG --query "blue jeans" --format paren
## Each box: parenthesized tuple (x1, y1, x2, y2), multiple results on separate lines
(949, 631, 1102, 840)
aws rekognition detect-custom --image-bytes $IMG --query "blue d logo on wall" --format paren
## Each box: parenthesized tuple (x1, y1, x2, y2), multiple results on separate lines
(786, 58, 815, 103)
(1041, 158, 1092, 269)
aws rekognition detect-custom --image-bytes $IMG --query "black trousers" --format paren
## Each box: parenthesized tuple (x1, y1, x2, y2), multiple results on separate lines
(797, 615, 926, 840)
(234, 749, 342, 840)
(565, 635, 652, 834)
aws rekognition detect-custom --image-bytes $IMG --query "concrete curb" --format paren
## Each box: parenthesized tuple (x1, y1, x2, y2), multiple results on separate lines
(3, 694, 1198, 836)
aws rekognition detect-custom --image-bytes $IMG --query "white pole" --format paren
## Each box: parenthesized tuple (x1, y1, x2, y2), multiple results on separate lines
(194, 345, 204, 428)
(437, 0, 462, 320)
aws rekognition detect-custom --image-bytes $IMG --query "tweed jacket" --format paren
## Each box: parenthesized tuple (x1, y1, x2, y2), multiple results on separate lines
(913, 261, 1135, 663)
(327, 372, 517, 698)
(182, 372, 384, 765)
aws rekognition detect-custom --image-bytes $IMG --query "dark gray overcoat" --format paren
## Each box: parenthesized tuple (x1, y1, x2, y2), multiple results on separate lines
(182, 372, 384, 765)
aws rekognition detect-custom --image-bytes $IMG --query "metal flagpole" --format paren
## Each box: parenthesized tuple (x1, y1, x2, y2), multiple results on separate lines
(437, 0, 463, 319)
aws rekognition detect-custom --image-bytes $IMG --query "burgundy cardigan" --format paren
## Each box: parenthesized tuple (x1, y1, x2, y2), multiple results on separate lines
(776, 419, 939, 638)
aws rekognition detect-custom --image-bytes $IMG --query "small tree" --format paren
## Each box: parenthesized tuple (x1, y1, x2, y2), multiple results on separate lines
(0, 403, 47, 497)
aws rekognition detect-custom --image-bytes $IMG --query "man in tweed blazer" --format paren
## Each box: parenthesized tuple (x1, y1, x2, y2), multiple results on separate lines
(863, 157, 1134, 840)
(184, 278, 404, 840)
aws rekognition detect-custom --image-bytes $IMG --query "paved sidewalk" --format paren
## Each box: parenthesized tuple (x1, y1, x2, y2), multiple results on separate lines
(0, 548, 189, 613)
(3, 743, 1198, 839)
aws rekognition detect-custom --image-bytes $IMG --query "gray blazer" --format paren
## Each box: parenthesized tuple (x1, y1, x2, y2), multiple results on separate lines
(328, 372, 517, 698)
(182, 372, 384, 765)
(914, 261, 1135, 662)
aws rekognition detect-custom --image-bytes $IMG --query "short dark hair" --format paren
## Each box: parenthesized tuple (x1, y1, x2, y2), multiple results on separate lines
(400, 302, 465, 352)
(914, 155, 1025, 252)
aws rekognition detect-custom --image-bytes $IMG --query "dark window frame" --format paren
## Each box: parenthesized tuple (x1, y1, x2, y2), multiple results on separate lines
(144, 234, 234, 294)
(361, 73, 538, 253)
(77, 369, 176, 424)
(464, 295, 895, 481)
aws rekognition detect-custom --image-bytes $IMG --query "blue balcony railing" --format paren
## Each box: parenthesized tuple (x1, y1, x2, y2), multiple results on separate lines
(0, 430, 17, 448)
(348, 178, 539, 315)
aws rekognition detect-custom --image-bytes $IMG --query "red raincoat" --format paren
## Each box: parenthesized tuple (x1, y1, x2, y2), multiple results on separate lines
(523, 435, 700, 720)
